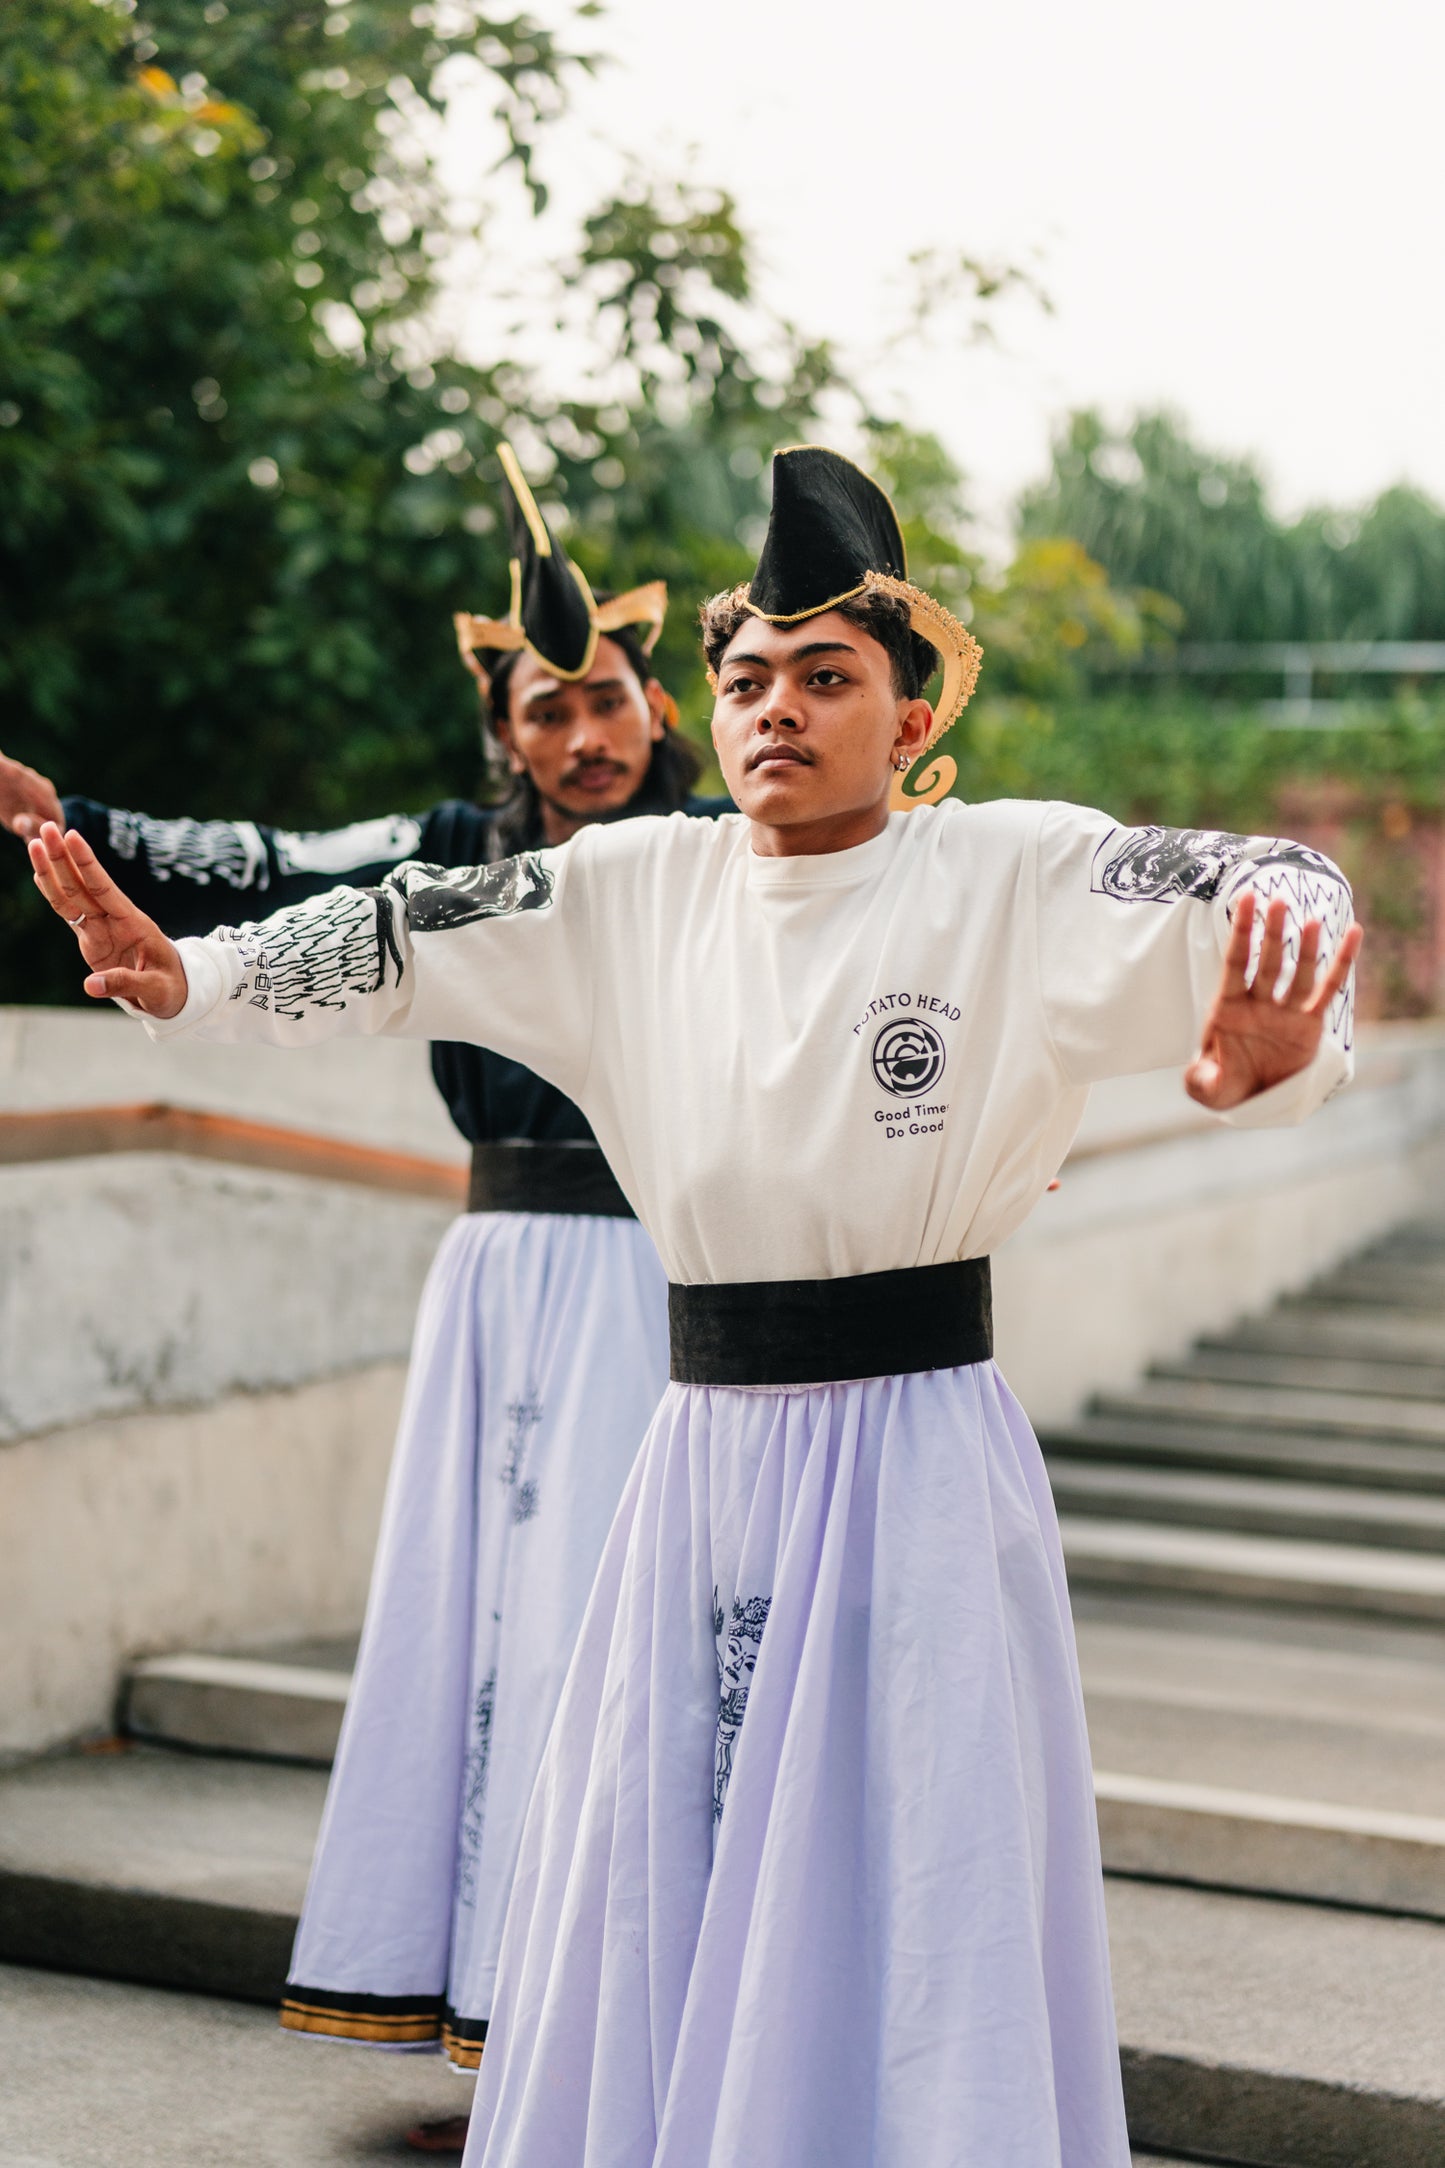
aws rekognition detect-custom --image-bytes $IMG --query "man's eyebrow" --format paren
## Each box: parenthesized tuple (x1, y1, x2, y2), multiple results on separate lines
(518, 674, 627, 710)
(722, 640, 859, 671)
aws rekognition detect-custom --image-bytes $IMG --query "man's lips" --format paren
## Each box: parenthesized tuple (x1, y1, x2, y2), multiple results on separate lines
(747, 743, 812, 772)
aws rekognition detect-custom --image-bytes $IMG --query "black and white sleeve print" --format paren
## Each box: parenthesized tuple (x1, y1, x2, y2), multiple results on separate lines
(384, 851, 555, 934)
(108, 809, 269, 890)
(218, 886, 403, 1022)
(1091, 824, 1356, 1045)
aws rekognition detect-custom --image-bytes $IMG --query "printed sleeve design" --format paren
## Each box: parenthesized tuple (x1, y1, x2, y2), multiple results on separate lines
(107, 809, 268, 891)
(384, 852, 554, 935)
(218, 885, 403, 1021)
(1091, 824, 1347, 912)
(1089, 823, 1355, 1047)
(272, 815, 425, 877)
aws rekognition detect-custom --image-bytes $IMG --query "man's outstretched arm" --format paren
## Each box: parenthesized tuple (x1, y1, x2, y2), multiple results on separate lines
(1035, 808, 1362, 1126)
(28, 819, 599, 1102)
(3, 744, 434, 936)
(1182, 887, 1361, 1113)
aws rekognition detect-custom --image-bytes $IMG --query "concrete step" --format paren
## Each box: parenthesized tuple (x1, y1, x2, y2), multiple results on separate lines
(1157, 1343, 1445, 1402)
(2, 1748, 1443, 2166)
(1050, 1459, 1445, 1551)
(1098, 1771, 1445, 1921)
(1060, 1516, 1445, 1624)
(1109, 1877, 1445, 2166)
(0, 1964, 470, 2168)
(1079, 1607, 1445, 1917)
(0, 1745, 321, 2001)
(1042, 1412, 1445, 1495)
(1209, 1305, 1445, 1367)
(1092, 1375, 1445, 1447)
(1301, 1264, 1445, 1313)
(123, 1650, 350, 1764)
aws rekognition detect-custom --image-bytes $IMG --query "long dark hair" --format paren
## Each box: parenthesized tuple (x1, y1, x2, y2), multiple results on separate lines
(477, 617, 703, 855)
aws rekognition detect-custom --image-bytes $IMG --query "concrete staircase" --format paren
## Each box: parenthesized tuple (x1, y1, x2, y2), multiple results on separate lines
(1044, 1218, 1445, 1624)
(5, 1219, 1445, 2165)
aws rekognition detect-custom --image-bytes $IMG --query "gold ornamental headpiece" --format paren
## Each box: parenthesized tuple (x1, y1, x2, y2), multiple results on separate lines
(736, 444, 982, 809)
(454, 443, 667, 694)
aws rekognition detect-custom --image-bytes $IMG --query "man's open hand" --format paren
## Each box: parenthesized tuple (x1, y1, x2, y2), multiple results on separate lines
(0, 747, 64, 840)
(29, 823, 189, 1020)
(1184, 889, 1363, 1112)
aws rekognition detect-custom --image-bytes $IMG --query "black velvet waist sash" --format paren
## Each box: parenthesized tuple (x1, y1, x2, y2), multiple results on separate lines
(467, 1141, 634, 1219)
(668, 1257, 993, 1387)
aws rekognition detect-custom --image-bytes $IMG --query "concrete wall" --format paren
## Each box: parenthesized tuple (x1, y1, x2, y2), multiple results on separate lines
(4, 1006, 1444, 1756)
(0, 1366, 406, 1758)
(0, 1005, 465, 1162)
(0, 1154, 453, 1441)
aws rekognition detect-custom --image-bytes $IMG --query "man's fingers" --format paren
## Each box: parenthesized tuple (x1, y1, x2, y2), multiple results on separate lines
(1281, 918, 1322, 1009)
(82, 967, 150, 1008)
(28, 833, 87, 920)
(1220, 889, 1256, 999)
(1307, 921, 1364, 1015)
(63, 828, 134, 919)
(1250, 896, 1289, 1001)
(1184, 1054, 1223, 1105)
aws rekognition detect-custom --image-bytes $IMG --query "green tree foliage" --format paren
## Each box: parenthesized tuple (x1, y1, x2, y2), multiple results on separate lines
(0, 1, 1152, 1004)
(0, 0, 824, 997)
(1021, 408, 1445, 645)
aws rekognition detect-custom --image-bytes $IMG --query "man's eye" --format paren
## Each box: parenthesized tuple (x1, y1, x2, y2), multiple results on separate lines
(810, 668, 847, 686)
(723, 676, 756, 696)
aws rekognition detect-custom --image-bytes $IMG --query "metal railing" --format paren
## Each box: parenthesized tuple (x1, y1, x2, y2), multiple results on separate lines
(1119, 642, 1445, 722)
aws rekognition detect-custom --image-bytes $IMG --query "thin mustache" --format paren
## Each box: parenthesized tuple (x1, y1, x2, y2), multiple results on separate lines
(562, 759, 628, 782)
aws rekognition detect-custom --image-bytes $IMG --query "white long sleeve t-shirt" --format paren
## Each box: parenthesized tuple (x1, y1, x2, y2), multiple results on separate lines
(147, 799, 1355, 1287)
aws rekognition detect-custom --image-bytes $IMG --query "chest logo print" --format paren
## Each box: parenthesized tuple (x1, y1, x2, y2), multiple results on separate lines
(871, 1017, 947, 1098)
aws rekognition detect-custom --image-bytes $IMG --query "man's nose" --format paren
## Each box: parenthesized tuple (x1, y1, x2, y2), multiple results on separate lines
(757, 709, 799, 733)
(567, 713, 611, 753)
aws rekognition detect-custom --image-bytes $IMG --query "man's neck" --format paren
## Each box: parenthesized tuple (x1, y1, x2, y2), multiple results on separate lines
(538, 799, 587, 848)
(747, 798, 891, 859)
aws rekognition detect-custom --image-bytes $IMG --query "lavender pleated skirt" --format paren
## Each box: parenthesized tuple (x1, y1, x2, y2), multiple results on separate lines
(283, 1207, 670, 2059)
(465, 1364, 1130, 2167)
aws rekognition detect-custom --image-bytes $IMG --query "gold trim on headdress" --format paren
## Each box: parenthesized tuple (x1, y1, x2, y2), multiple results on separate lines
(596, 580, 667, 656)
(454, 578, 669, 696)
(862, 571, 983, 748)
(497, 442, 552, 558)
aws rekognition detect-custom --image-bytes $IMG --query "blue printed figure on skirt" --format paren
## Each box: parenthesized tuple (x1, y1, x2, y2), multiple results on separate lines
(31, 445, 1363, 2167)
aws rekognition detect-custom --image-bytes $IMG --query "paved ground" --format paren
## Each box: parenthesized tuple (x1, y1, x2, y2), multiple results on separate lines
(0, 1964, 1192, 2167)
(0, 1965, 472, 2168)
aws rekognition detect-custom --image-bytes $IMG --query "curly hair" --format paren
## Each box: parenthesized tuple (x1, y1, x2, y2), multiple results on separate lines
(698, 585, 939, 701)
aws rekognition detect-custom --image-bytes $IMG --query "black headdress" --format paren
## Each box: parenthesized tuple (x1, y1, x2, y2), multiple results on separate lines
(737, 445, 983, 808)
(455, 443, 666, 689)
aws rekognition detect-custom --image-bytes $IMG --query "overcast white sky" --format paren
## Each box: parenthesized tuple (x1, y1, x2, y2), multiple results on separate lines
(447, 0, 1445, 536)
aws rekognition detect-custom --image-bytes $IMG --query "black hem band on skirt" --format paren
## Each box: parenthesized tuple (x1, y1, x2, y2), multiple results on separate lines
(467, 1141, 634, 1218)
(668, 1257, 993, 1387)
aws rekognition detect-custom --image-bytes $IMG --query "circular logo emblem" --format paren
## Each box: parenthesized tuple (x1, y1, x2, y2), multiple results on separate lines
(871, 1017, 946, 1098)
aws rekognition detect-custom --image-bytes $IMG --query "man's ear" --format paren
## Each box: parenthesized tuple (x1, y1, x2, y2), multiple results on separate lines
(644, 677, 668, 741)
(896, 697, 934, 764)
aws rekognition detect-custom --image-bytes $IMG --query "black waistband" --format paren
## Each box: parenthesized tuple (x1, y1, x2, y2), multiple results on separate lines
(467, 1142, 634, 1219)
(668, 1257, 993, 1388)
